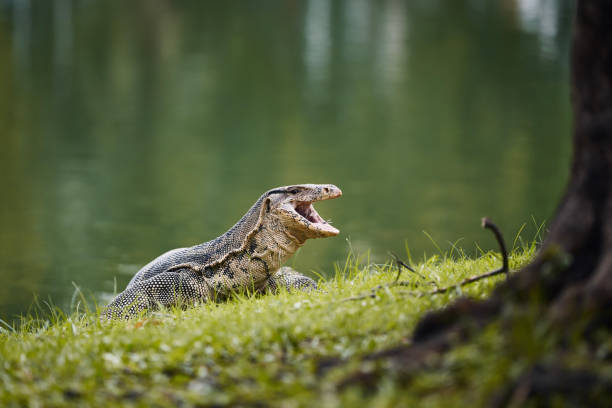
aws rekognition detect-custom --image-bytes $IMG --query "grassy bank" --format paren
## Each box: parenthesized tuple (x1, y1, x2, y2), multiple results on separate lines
(0, 244, 538, 407)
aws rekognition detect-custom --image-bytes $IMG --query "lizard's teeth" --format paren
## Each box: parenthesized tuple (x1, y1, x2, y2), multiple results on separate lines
(295, 202, 327, 224)
(293, 201, 339, 235)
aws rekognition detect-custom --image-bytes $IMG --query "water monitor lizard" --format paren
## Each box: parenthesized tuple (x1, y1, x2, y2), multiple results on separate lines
(103, 184, 341, 319)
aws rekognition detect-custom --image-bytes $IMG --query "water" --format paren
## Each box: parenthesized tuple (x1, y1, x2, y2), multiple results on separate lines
(0, 0, 573, 322)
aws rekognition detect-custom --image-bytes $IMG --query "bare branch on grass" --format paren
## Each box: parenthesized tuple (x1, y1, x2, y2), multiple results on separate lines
(341, 218, 510, 302)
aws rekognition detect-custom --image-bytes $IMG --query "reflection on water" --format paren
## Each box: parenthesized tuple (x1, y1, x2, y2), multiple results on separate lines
(0, 0, 573, 322)
(304, 0, 331, 85)
(516, 0, 562, 58)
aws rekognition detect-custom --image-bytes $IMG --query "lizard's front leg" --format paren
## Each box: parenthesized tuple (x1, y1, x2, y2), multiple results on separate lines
(260, 266, 318, 294)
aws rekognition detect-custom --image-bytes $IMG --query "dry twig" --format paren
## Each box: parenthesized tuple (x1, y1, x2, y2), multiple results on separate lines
(341, 217, 510, 302)
(428, 217, 509, 295)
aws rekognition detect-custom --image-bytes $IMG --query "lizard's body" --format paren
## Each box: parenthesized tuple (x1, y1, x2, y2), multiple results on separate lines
(104, 184, 341, 319)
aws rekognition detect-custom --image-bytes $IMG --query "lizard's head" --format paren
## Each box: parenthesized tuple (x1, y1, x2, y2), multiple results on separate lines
(264, 184, 342, 239)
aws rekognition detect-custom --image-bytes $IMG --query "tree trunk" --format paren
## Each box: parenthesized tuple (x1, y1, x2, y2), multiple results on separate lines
(405, 0, 612, 344)
(337, 0, 612, 402)
(543, 0, 612, 321)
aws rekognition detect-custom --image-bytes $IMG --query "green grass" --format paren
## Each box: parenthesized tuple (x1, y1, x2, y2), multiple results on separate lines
(0, 244, 538, 407)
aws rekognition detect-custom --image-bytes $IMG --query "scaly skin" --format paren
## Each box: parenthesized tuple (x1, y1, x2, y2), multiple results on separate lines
(103, 184, 341, 319)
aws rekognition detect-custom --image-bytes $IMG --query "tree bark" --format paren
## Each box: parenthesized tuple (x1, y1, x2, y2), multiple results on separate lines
(544, 0, 612, 321)
(336, 0, 612, 402)
(414, 0, 612, 342)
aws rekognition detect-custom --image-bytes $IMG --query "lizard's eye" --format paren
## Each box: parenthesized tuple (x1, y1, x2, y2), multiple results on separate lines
(289, 189, 300, 195)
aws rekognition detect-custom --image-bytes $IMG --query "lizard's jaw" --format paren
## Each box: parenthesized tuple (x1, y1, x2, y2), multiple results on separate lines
(275, 184, 341, 238)
(293, 201, 339, 236)
(289, 185, 341, 237)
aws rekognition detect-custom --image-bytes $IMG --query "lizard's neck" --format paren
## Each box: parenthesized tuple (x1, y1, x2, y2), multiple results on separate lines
(210, 215, 306, 293)
(246, 215, 305, 273)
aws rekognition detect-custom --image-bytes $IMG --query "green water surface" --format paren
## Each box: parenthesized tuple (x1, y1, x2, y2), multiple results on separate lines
(0, 0, 573, 321)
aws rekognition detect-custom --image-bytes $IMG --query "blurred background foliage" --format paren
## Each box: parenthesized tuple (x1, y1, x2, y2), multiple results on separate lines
(0, 0, 572, 321)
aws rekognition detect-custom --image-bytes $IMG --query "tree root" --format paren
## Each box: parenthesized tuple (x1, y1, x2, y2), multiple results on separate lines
(489, 364, 612, 408)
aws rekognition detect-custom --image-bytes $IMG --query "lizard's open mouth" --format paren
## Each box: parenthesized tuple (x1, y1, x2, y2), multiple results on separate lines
(294, 202, 326, 224)
(292, 201, 339, 236)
